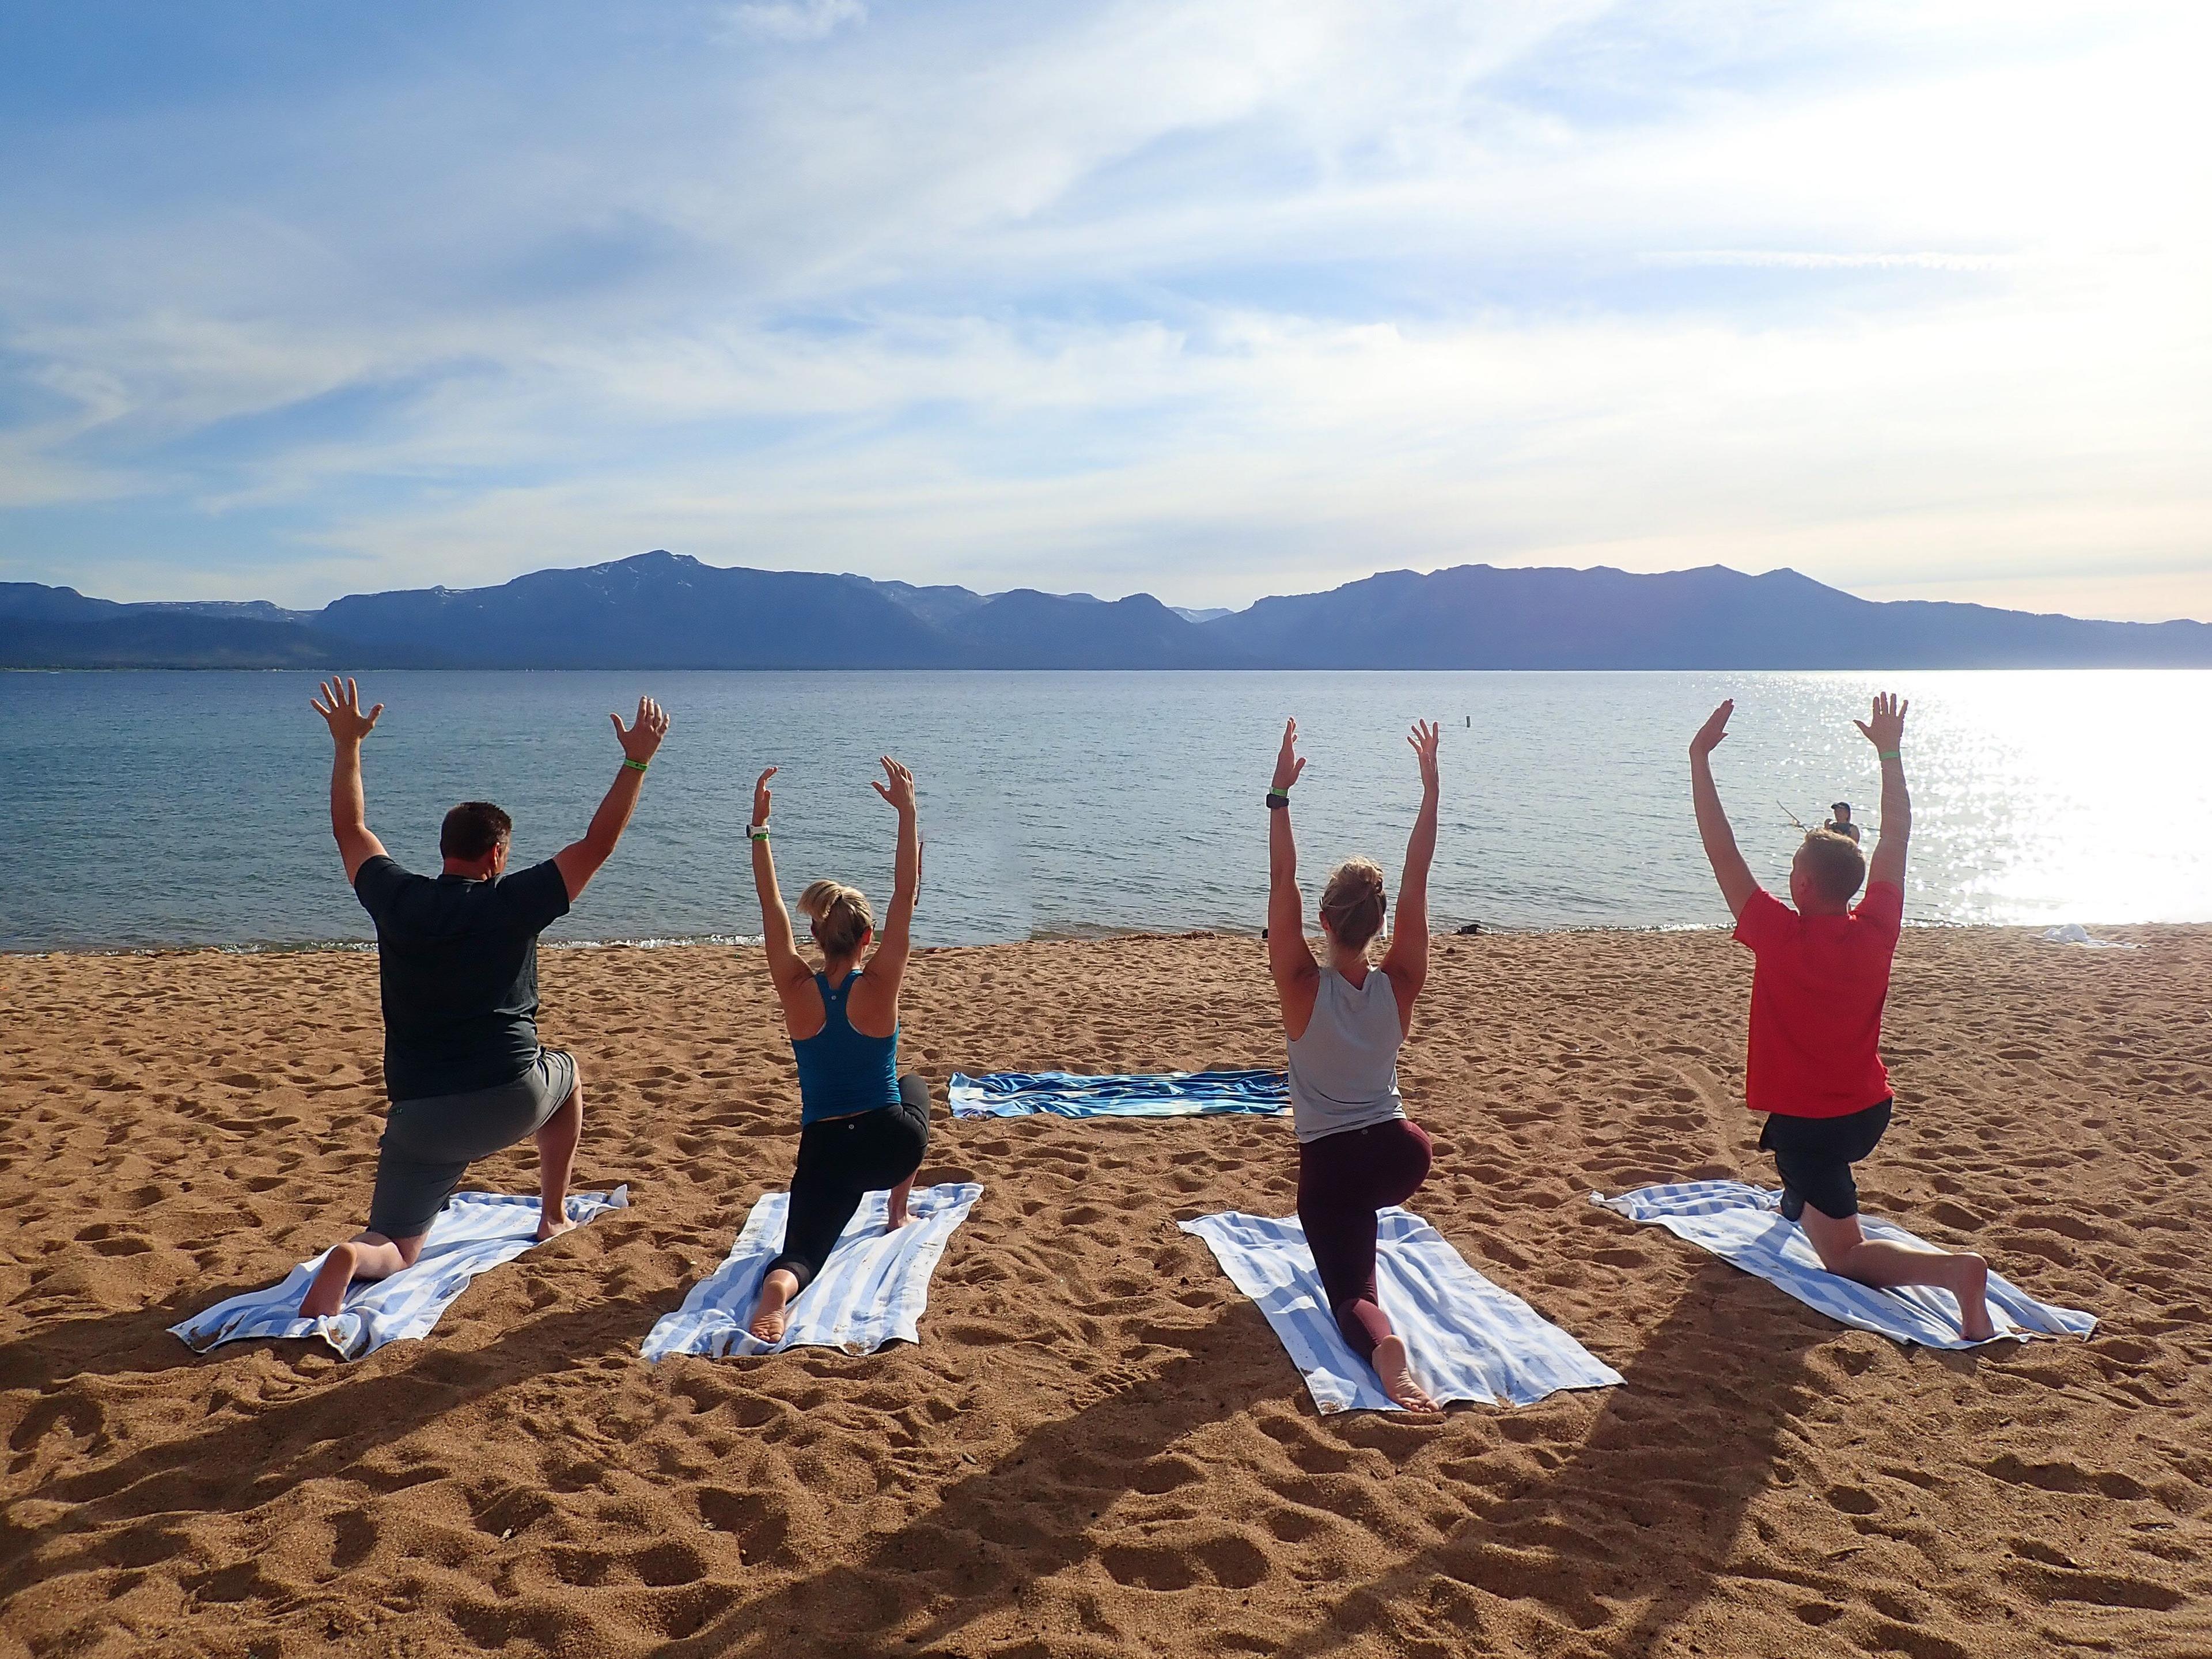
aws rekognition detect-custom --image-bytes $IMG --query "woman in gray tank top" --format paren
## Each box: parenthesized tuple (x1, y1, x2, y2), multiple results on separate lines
(1266, 715, 1444, 1412)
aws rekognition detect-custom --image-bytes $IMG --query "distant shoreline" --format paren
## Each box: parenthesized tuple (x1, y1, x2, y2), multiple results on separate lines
(2, 918, 2182, 960)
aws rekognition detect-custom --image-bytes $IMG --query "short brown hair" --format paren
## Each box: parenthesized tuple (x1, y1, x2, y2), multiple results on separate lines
(800, 880, 875, 957)
(440, 801, 513, 861)
(1319, 858, 1388, 952)
(1798, 829, 1866, 903)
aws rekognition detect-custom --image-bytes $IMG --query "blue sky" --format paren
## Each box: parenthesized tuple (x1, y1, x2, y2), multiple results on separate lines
(2, 1, 2207, 617)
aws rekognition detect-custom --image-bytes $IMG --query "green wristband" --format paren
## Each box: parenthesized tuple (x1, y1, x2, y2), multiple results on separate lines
(623, 757, 649, 772)
(1878, 750, 1900, 760)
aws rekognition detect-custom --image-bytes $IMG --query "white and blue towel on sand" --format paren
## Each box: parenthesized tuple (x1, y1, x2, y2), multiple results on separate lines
(949, 1070, 1287, 1119)
(1181, 1208, 1622, 1414)
(1597, 1180, 2097, 1349)
(643, 1183, 982, 1360)
(171, 1187, 630, 1361)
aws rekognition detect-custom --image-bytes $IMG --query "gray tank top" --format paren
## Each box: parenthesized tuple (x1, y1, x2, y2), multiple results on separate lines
(1285, 964, 1407, 1144)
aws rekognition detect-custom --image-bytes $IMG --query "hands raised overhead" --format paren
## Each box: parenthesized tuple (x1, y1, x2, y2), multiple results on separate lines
(1407, 718, 1440, 791)
(870, 756, 916, 815)
(1271, 719, 1308, 795)
(1854, 691, 1908, 755)
(612, 696, 670, 764)
(1690, 699, 1734, 759)
(312, 678, 384, 744)
(753, 767, 777, 827)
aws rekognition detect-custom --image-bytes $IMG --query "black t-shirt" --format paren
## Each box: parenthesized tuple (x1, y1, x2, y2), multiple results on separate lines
(353, 854, 573, 1102)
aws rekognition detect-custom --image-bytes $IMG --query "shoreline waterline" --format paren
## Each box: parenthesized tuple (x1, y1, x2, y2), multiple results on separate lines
(0, 914, 2175, 960)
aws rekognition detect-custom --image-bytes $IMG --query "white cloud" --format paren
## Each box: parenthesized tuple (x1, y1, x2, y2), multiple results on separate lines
(725, 0, 866, 44)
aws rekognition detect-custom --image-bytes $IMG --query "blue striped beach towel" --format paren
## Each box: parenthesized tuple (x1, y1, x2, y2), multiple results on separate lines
(949, 1070, 1288, 1119)
(1596, 1180, 2097, 1349)
(643, 1182, 982, 1360)
(1181, 1208, 1623, 1413)
(171, 1187, 630, 1361)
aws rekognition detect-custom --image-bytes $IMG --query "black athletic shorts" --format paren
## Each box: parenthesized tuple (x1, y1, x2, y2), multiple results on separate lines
(1759, 1097, 1892, 1222)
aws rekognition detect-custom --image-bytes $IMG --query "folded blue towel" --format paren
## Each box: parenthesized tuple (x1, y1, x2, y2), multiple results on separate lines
(642, 1183, 982, 1360)
(1596, 1181, 2097, 1349)
(171, 1187, 629, 1361)
(949, 1069, 1287, 1119)
(1181, 1207, 1623, 1413)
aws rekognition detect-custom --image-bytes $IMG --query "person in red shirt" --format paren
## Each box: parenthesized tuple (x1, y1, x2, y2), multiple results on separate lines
(1690, 691, 1995, 1340)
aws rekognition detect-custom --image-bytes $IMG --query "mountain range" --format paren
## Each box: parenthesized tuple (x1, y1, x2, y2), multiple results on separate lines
(5, 551, 2210, 669)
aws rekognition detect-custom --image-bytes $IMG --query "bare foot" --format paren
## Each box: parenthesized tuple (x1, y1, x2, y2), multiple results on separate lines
(1952, 1253, 1997, 1342)
(300, 1243, 360, 1319)
(885, 1178, 915, 1232)
(1371, 1334, 1442, 1414)
(748, 1268, 797, 1344)
(536, 1209, 578, 1244)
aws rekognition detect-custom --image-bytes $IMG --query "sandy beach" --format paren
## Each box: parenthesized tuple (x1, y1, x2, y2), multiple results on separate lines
(3, 925, 2209, 1658)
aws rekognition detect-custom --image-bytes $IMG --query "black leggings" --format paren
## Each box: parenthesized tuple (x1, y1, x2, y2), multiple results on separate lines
(768, 1073, 931, 1294)
(1297, 1118, 1434, 1362)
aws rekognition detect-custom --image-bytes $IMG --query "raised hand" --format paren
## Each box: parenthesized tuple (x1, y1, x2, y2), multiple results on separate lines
(1407, 718, 1440, 792)
(753, 767, 777, 826)
(1854, 691, 1908, 754)
(1271, 718, 1308, 794)
(312, 677, 384, 744)
(1690, 699, 1733, 759)
(612, 695, 670, 764)
(870, 756, 916, 815)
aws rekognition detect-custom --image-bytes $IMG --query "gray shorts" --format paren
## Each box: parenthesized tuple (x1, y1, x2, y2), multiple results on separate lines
(367, 1049, 577, 1239)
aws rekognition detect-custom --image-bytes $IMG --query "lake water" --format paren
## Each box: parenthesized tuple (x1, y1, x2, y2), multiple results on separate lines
(2, 669, 2207, 952)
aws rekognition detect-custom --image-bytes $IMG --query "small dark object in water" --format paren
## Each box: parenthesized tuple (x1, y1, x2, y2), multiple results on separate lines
(1260, 926, 1268, 940)
(1456, 921, 1483, 935)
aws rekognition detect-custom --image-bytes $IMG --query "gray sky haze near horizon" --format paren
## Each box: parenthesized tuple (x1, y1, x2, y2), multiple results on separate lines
(2, 2, 2207, 620)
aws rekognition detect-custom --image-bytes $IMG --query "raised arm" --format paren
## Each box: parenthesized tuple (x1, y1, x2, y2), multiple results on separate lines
(311, 678, 388, 884)
(1381, 719, 1440, 1026)
(552, 696, 669, 901)
(1689, 699, 1758, 919)
(749, 767, 813, 997)
(1266, 718, 1320, 1033)
(850, 758, 921, 1024)
(1854, 691, 1911, 892)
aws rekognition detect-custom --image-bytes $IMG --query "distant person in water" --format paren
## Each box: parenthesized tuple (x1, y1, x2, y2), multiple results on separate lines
(298, 678, 670, 1318)
(745, 757, 929, 1343)
(1690, 692, 1995, 1339)
(1825, 801, 1861, 844)
(1265, 715, 1445, 1412)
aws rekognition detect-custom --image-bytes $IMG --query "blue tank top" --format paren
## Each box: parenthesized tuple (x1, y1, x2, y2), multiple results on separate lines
(791, 969, 900, 1126)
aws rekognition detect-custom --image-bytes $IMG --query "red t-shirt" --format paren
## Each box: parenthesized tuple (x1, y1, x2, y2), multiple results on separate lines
(1733, 880, 1903, 1119)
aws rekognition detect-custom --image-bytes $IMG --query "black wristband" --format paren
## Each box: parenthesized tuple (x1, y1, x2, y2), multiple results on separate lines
(1266, 790, 1290, 809)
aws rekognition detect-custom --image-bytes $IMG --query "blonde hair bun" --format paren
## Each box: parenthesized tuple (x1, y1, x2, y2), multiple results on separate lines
(799, 880, 876, 957)
(1319, 858, 1388, 952)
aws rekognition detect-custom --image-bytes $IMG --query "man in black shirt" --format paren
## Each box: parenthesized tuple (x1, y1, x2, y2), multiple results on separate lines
(298, 677, 670, 1317)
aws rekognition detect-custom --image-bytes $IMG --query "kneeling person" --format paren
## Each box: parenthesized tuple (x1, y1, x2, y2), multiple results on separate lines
(1688, 691, 1995, 1340)
(743, 757, 930, 1343)
(298, 679, 670, 1317)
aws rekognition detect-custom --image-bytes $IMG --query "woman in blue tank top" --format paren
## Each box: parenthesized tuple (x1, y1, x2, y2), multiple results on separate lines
(744, 755, 929, 1343)
(1265, 715, 1444, 1412)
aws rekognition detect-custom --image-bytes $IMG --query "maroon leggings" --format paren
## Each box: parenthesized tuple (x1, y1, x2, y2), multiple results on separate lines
(1297, 1118, 1434, 1361)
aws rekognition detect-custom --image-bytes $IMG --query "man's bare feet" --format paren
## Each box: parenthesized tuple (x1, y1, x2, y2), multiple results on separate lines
(1371, 1334, 1442, 1414)
(536, 1209, 578, 1244)
(1951, 1252, 1997, 1342)
(300, 1243, 360, 1319)
(749, 1268, 798, 1343)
